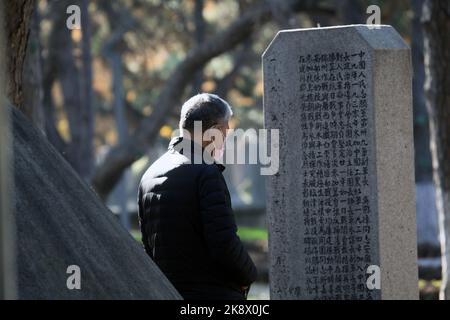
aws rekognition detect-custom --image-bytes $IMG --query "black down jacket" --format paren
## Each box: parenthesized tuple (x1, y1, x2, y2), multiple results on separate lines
(137, 136, 257, 300)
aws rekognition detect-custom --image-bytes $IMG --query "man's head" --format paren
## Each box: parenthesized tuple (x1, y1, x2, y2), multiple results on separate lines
(179, 93, 232, 152)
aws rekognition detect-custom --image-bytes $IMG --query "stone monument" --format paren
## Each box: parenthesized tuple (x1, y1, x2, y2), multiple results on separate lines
(263, 25, 418, 300)
(11, 105, 181, 299)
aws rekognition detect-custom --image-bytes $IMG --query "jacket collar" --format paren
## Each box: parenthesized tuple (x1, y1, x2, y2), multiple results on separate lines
(168, 136, 225, 172)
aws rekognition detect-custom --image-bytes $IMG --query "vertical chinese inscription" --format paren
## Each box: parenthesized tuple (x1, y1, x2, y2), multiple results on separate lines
(265, 25, 418, 301)
(297, 50, 378, 299)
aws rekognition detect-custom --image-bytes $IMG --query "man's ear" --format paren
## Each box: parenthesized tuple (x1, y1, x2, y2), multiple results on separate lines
(204, 127, 224, 146)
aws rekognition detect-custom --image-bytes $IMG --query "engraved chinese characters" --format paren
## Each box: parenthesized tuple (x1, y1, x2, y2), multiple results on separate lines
(298, 50, 377, 300)
(263, 25, 418, 300)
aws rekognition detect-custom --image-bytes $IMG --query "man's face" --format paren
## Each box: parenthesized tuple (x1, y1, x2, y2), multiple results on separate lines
(202, 119, 229, 154)
(214, 119, 229, 145)
(210, 120, 229, 161)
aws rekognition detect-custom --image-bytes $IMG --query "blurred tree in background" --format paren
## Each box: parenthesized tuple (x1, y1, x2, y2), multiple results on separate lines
(421, 0, 450, 299)
(17, 0, 419, 200)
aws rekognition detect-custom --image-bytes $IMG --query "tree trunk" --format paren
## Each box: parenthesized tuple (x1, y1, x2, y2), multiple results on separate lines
(42, 0, 94, 179)
(3, 0, 35, 109)
(412, 0, 433, 183)
(411, 0, 441, 264)
(269, 0, 297, 28)
(214, 39, 253, 98)
(110, 51, 131, 230)
(336, 0, 366, 25)
(191, 0, 205, 95)
(0, 0, 34, 300)
(22, 2, 44, 131)
(79, 0, 95, 180)
(422, 0, 450, 299)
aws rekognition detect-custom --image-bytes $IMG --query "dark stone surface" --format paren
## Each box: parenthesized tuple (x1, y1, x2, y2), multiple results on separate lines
(11, 106, 181, 299)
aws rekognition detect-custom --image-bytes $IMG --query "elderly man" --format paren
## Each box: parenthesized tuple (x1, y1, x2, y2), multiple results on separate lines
(137, 93, 257, 300)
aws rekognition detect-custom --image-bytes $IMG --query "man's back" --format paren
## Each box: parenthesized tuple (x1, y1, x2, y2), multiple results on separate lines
(138, 137, 257, 300)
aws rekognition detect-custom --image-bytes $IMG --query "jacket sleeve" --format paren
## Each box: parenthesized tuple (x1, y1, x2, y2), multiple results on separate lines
(198, 165, 257, 286)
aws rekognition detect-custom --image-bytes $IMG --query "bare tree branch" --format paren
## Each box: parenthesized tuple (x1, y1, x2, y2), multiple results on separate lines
(214, 39, 254, 98)
(92, 0, 336, 199)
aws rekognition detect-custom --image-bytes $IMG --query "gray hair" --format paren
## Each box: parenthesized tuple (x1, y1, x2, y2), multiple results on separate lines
(179, 93, 233, 132)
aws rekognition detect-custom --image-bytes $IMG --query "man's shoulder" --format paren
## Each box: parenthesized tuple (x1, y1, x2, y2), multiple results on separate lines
(196, 163, 228, 191)
(141, 151, 218, 183)
(200, 162, 224, 176)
